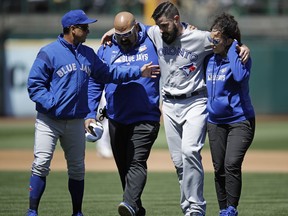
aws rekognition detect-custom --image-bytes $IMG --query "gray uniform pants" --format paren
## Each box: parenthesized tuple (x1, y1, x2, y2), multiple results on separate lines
(31, 112, 86, 180)
(162, 94, 208, 216)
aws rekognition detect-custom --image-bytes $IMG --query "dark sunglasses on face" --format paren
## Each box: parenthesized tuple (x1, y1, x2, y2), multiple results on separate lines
(115, 25, 135, 39)
(73, 25, 89, 32)
(208, 36, 221, 45)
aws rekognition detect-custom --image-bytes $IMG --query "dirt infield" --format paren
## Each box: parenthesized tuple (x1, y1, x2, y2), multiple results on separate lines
(1, 116, 287, 173)
(1, 149, 287, 173)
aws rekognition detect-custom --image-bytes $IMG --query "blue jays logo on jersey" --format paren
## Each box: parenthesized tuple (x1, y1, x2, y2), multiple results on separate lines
(56, 63, 91, 77)
(207, 71, 226, 82)
(179, 62, 197, 76)
(113, 45, 149, 64)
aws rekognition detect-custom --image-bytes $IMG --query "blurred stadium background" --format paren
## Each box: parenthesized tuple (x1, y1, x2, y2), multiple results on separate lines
(0, 0, 288, 117)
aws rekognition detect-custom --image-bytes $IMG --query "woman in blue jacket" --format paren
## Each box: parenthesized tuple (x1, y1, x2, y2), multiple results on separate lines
(205, 13, 255, 216)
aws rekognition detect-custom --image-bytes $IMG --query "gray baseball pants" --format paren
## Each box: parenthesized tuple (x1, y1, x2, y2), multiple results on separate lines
(162, 94, 208, 216)
(31, 112, 86, 180)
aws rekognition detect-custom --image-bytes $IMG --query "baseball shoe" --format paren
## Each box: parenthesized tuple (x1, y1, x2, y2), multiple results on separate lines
(190, 212, 205, 216)
(26, 209, 38, 216)
(219, 209, 227, 216)
(189, 213, 205, 216)
(72, 212, 84, 216)
(118, 202, 135, 216)
(225, 206, 238, 216)
(136, 207, 146, 216)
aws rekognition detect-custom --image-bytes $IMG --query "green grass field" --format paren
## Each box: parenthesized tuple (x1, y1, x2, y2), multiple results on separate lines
(0, 171, 288, 215)
(1, 118, 288, 215)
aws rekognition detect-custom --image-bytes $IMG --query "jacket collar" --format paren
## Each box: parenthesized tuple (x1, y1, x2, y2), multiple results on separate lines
(58, 34, 81, 52)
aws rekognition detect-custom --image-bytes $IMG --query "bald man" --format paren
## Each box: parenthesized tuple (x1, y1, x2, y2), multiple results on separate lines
(86, 12, 161, 216)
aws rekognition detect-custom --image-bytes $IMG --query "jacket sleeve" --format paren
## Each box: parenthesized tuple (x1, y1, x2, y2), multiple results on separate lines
(27, 50, 55, 112)
(86, 77, 104, 119)
(90, 51, 142, 84)
(228, 40, 252, 82)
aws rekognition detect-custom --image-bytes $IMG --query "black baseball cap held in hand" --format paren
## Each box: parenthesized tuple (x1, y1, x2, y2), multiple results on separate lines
(61, 9, 97, 28)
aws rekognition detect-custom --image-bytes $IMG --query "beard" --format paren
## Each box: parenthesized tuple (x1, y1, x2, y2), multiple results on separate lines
(117, 34, 138, 53)
(162, 24, 178, 44)
(119, 41, 133, 52)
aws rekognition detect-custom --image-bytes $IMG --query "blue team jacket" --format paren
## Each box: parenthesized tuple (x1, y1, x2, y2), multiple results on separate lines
(206, 40, 255, 124)
(87, 23, 161, 124)
(27, 34, 142, 119)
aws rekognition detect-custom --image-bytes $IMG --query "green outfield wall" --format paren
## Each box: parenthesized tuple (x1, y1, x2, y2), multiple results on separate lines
(245, 37, 288, 114)
(0, 37, 288, 116)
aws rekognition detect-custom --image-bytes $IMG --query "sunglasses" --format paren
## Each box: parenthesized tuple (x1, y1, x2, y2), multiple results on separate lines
(73, 25, 89, 32)
(115, 25, 135, 39)
(208, 36, 221, 45)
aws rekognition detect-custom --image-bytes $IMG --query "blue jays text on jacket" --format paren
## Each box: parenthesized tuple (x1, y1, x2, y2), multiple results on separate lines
(27, 34, 143, 119)
(87, 23, 161, 125)
(205, 40, 255, 124)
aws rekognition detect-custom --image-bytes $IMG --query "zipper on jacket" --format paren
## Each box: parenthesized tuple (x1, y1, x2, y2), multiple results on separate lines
(211, 57, 223, 102)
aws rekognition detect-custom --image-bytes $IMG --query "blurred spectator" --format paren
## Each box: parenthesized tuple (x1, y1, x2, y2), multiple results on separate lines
(116, 0, 144, 15)
(278, 0, 288, 15)
(28, 0, 49, 13)
(2, 0, 288, 15)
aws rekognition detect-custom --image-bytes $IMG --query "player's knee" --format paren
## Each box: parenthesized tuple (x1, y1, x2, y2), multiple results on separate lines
(31, 163, 50, 177)
(68, 170, 85, 181)
(67, 163, 85, 181)
(171, 154, 183, 169)
(182, 145, 202, 158)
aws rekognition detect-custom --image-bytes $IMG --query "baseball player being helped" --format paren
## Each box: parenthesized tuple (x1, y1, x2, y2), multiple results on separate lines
(101, 2, 250, 215)
(25, 9, 160, 216)
(147, 2, 250, 216)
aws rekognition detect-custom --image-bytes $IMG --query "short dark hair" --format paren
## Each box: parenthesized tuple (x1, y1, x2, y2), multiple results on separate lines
(151, 1, 179, 21)
(210, 13, 241, 44)
(63, 27, 70, 34)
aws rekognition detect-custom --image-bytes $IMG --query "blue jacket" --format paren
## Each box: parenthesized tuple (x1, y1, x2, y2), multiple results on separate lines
(27, 34, 142, 119)
(206, 40, 255, 124)
(87, 23, 161, 124)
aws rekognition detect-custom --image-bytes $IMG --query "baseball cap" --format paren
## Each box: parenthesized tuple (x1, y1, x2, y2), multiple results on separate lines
(61, 9, 97, 28)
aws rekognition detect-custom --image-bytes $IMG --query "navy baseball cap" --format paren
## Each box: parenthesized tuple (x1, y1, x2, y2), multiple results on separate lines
(61, 9, 97, 28)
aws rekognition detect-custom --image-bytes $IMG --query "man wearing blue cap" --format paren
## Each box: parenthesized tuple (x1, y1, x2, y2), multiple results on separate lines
(25, 9, 160, 216)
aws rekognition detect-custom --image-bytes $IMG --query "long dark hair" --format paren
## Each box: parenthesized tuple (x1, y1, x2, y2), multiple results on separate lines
(210, 12, 241, 44)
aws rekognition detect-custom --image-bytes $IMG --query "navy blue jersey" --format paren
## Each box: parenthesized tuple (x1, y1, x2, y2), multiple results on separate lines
(87, 23, 161, 124)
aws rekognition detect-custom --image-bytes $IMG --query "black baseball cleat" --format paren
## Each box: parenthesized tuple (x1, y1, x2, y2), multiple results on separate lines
(136, 207, 146, 216)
